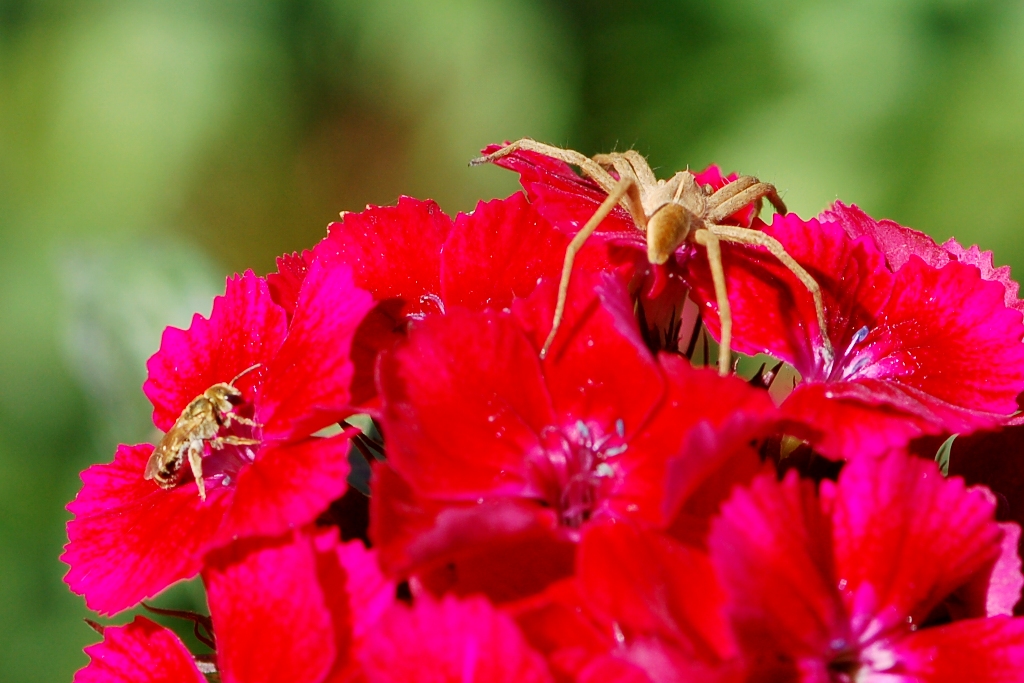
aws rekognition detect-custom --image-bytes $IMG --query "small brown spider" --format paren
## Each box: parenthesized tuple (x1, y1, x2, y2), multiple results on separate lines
(472, 139, 833, 375)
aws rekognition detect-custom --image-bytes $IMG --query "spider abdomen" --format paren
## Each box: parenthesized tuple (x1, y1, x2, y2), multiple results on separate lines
(647, 203, 695, 264)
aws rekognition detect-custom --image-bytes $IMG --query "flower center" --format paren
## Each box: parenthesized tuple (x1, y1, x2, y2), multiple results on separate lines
(528, 419, 627, 530)
(825, 325, 874, 382)
(199, 407, 260, 491)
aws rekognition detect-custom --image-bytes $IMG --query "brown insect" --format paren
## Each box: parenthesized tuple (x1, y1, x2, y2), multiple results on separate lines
(144, 364, 262, 500)
(472, 139, 833, 374)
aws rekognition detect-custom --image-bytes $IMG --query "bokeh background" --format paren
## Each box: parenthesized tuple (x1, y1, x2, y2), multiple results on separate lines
(4, 0, 1024, 679)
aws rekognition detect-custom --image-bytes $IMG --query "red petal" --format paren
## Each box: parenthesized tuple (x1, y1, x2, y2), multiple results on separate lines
(708, 471, 850, 667)
(480, 143, 640, 245)
(780, 384, 941, 460)
(204, 529, 349, 683)
(378, 307, 554, 498)
(222, 432, 354, 540)
(358, 594, 554, 683)
(689, 212, 893, 372)
(266, 250, 315, 320)
(258, 261, 375, 440)
(650, 357, 779, 539)
(348, 298, 406, 410)
(507, 578, 612, 680)
(370, 465, 574, 604)
(313, 196, 451, 317)
(512, 272, 663, 436)
(63, 444, 232, 615)
(145, 271, 287, 432)
(578, 522, 735, 664)
(441, 193, 571, 311)
(887, 616, 1024, 682)
(73, 617, 206, 683)
(831, 452, 1004, 640)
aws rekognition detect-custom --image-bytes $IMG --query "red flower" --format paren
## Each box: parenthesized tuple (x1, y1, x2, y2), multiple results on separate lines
(63, 265, 373, 614)
(271, 193, 618, 407)
(708, 450, 1024, 680)
(688, 210, 1024, 459)
(372, 271, 778, 602)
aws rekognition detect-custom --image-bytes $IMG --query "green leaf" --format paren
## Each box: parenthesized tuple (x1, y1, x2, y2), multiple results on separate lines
(935, 434, 957, 476)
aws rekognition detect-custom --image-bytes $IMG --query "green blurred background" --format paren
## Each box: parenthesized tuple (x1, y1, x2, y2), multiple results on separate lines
(3, 0, 1024, 679)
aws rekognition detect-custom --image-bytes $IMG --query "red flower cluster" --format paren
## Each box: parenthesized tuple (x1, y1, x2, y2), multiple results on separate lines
(64, 145, 1024, 682)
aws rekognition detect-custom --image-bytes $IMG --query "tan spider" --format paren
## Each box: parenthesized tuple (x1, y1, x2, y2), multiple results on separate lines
(472, 139, 833, 375)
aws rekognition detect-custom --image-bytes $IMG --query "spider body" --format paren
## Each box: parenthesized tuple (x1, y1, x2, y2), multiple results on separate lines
(472, 139, 833, 373)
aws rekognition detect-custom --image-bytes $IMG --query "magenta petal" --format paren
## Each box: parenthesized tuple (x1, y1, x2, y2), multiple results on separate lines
(822, 202, 1024, 316)
(832, 452, 1004, 639)
(870, 257, 1024, 419)
(221, 432, 353, 540)
(887, 616, 1024, 682)
(358, 593, 554, 683)
(819, 202, 950, 273)
(942, 238, 1024, 314)
(73, 617, 206, 683)
(333, 539, 396, 642)
(204, 529, 345, 683)
(258, 261, 375, 440)
(688, 212, 893, 371)
(313, 196, 451, 317)
(708, 471, 849, 666)
(988, 523, 1024, 616)
(949, 425, 1024, 612)
(442, 193, 571, 311)
(379, 307, 555, 497)
(144, 272, 287, 432)
(63, 444, 232, 615)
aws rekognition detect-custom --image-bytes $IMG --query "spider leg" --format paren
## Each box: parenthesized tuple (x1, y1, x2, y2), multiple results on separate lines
(707, 176, 756, 206)
(620, 149, 659, 188)
(541, 174, 639, 360)
(470, 139, 620, 195)
(707, 178, 786, 223)
(590, 153, 648, 231)
(707, 224, 835, 365)
(187, 440, 206, 501)
(693, 230, 733, 376)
